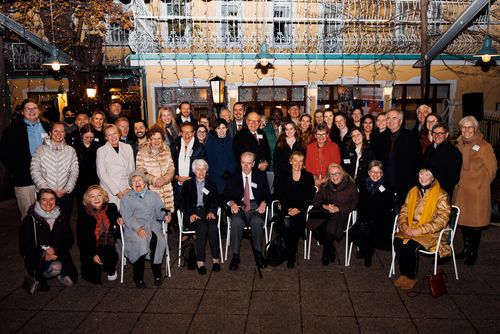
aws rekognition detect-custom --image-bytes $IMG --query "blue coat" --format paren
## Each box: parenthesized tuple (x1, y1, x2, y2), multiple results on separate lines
(205, 134, 236, 194)
(120, 190, 167, 264)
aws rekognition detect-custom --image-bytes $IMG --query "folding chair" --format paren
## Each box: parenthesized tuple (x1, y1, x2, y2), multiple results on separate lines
(305, 208, 357, 267)
(224, 206, 269, 261)
(389, 206, 460, 280)
(177, 207, 224, 267)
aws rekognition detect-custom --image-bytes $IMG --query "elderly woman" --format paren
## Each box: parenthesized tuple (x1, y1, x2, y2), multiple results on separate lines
(306, 163, 359, 265)
(136, 125, 175, 213)
(120, 170, 170, 288)
(181, 159, 221, 274)
(19, 189, 78, 291)
(351, 160, 394, 267)
(155, 107, 180, 147)
(340, 127, 376, 187)
(96, 124, 135, 210)
(454, 116, 497, 265)
(77, 185, 122, 284)
(393, 168, 451, 290)
(275, 151, 316, 268)
(205, 119, 236, 196)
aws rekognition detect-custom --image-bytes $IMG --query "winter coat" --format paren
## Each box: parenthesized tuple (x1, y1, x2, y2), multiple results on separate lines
(96, 141, 135, 209)
(453, 133, 497, 228)
(136, 143, 175, 212)
(120, 190, 167, 264)
(30, 139, 79, 193)
(423, 140, 462, 197)
(73, 139, 100, 197)
(205, 134, 236, 194)
(396, 182, 451, 257)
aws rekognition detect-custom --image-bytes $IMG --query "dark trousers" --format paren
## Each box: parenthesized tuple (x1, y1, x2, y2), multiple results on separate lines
(96, 245, 119, 275)
(394, 238, 422, 279)
(132, 232, 162, 282)
(185, 208, 220, 261)
(313, 222, 335, 255)
(351, 220, 375, 256)
(276, 215, 306, 262)
(230, 201, 264, 254)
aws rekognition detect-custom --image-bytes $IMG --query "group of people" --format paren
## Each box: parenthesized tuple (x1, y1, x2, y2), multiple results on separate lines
(1, 98, 497, 292)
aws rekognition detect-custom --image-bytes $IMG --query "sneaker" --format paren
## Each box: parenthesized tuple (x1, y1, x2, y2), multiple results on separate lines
(107, 272, 118, 281)
(57, 275, 74, 287)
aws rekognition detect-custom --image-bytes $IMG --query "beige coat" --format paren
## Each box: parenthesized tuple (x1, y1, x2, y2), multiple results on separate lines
(454, 133, 497, 228)
(396, 183, 451, 257)
(136, 143, 175, 212)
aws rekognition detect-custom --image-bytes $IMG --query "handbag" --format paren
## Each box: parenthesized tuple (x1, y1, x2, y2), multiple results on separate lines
(265, 237, 287, 267)
(22, 217, 39, 295)
(427, 271, 448, 298)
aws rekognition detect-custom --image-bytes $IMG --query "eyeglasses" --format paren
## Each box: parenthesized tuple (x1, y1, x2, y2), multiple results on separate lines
(432, 131, 447, 136)
(316, 133, 327, 137)
(329, 172, 342, 177)
(461, 126, 474, 130)
(368, 170, 382, 175)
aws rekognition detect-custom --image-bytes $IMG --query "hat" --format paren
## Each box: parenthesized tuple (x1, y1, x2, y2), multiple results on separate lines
(129, 169, 147, 186)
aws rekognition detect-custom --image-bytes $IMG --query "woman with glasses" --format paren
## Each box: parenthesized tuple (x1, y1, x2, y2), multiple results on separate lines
(454, 116, 497, 266)
(196, 125, 209, 145)
(419, 113, 443, 152)
(306, 163, 358, 265)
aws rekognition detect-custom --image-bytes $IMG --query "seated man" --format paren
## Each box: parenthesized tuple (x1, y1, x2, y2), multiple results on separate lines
(224, 152, 271, 271)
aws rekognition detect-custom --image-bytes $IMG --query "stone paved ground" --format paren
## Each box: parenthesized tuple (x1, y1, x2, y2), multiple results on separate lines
(1, 199, 499, 334)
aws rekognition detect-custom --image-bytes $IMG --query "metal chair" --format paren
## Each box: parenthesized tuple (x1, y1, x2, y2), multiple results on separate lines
(224, 206, 269, 261)
(305, 208, 357, 267)
(389, 205, 460, 280)
(177, 207, 224, 267)
(119, 221, 171, 283)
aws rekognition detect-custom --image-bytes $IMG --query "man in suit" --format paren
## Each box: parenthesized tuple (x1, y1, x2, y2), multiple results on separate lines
(224, 152, 271, 271)
(233, 112, 271, 172)
(227, 102, 246, 138)
(175, 101, 197, 126)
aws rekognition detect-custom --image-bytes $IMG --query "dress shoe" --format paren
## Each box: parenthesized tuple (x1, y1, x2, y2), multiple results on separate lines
(400, 278, 417, 291)
(197, 266, 207, 275)
(135, 280, 146, 289)
(229, 255, 240, 271)
(212, 263, 221, 272)
(464, 252, 478, 266)
(154, 277, 164, 287)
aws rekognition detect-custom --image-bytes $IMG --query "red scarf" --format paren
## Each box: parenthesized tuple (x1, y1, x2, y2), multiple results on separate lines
(85, 204, 114, 246)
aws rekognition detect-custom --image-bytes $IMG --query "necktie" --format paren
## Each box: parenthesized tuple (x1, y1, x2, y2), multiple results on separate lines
(253, 132, 259, 143)
(244, 176, 251, 212)
(237, 123, 242, 131)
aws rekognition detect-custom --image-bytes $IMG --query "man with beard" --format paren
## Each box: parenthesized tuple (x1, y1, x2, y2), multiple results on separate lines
(131, 119, 148, 158)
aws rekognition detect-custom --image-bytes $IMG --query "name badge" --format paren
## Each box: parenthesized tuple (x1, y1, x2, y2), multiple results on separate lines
(94, 138, 100, 142)
(41, 133, 48, 138)
(472, 145, 480, 152)
(378, 185, 386, 192)
(256, 134, 263, 139)
(343, 159, 351, 164)
(251, 182, 258, 188)
(202, 187, 210, 195)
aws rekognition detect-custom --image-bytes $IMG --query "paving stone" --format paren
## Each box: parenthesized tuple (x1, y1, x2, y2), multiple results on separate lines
(44, 286, 108, 311)
(1, 309, 36, 333)
(197, 289, 251, 315)
(252, 268, 299, 291)
(94, 287, 155, 313)
(400, 292, 465, 319)
(344, 265, 395, 292)
(245, 314, 301, 334)
(0, 286, 63, 311)
(471, 319, 500, 333)
(358, 317, 418, 333)
(299, 269, 347, 291)
(249, 291, 300, 317)
(205, 267, 254, 291)
(189, 314, 246, 333)
(161, 267, 210, 290)
(451, 294, 500, 320)
(301, 290, 354, 317)
(413, 318, 476, 333)
(350, 291, 409, 318)
(74, 312, 140, 333)
(302, 315, 359, 333)
(145, 288, 203, 314)
(131, 313, 191, 333)
(17, 310, 88, 334)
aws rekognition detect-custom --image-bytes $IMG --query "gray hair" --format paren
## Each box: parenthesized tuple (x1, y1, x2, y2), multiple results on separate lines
(387, 108, 404, 120)
(240, 151, 255, 162)
(459, 116, 479, 132)
(368, 160, 384, 171)
(416, 104, 432, 114)
(191, 159, 209, 172)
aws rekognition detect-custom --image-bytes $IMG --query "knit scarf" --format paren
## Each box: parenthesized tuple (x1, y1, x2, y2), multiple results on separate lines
(406, 180, 441, 228)
(85, 204, 114, 246)
(365, 176, 384, 194)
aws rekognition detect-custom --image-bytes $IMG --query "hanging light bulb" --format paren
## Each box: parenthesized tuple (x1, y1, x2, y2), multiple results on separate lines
(42, 49, 67, 71)
(473, 3, 498, 64)
(255, 42, 274, 69)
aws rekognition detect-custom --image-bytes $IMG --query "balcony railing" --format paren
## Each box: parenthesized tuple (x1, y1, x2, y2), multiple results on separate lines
(4, 43, 44, 71)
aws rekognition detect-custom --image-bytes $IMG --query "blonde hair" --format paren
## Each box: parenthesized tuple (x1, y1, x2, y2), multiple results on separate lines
(83, 185, 109, 208)
(157, 107, 179, 132)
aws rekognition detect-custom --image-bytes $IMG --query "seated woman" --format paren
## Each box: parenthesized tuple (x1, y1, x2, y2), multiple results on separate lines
(351, 160, 394, 267)
(306, 163, 358, 265)
(393, 168, 451, 291)
(77, 185, 122, 284)
(120, 170, 171, 288)
(181, 159, 221, 274)
(19, 189, 78, 291)
(274, 151, 316, 268)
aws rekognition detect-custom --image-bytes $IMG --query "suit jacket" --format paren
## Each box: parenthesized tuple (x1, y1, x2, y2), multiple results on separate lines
(96, 141, 135, 209)
(232, 128, 271, 166)
(170, 137, 207, 178)
(223, 170, 271, 208)
(175, 115, 197, 127)
(228, 120, 246, 138)
(181, 178, 219, 218)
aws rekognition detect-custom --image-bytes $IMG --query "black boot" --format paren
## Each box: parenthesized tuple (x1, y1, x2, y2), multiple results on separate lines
(465, 229, 482, 266)
(456, 227, 472, 260)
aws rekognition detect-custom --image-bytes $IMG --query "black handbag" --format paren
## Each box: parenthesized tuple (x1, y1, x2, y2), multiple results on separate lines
(22, 217, 39, 295)
(265, 237, 287, 267)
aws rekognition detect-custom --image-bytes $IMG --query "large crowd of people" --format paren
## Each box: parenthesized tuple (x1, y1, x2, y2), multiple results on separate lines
(1, 98, 497, 292)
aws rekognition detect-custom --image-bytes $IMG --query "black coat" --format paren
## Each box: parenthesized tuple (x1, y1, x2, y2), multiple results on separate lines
(170, 137, 207, 179)
(223, 170, 271, 208)
(0, 118, 50, 186)
(232, 128, 271, 167)
(77, 203, 121, 284)
(74, 139, 100, 196)
(340, 145, 376, 186)
(19, 206, 78, 283)
(273, 141, 306, 178)
(181, 178, 219, 219)
(423, 140, 463, 197)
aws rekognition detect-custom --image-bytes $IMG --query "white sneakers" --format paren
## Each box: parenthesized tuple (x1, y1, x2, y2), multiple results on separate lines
(107, 272, 118, 281)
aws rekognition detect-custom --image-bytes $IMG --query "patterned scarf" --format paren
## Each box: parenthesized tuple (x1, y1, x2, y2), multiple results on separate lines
(85, 204, 114, 246)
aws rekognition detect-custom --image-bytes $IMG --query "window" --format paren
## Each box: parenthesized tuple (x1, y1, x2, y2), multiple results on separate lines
(273, 3, 292, 46)
(322, 2, 344, 53)
(220, 2, 242, 45)
(104, 22, 129, 46)
(161, 0, 191, 46)
(154, 87, 213, 119)
(238, 86, 306, 116)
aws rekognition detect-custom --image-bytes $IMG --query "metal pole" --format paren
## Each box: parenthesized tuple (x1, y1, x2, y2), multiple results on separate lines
(420, 0, 430, 103)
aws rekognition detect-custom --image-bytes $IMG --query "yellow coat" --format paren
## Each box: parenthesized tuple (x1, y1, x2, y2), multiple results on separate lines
(396, 183, 451, 257)
(136, 143, 175, 212)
